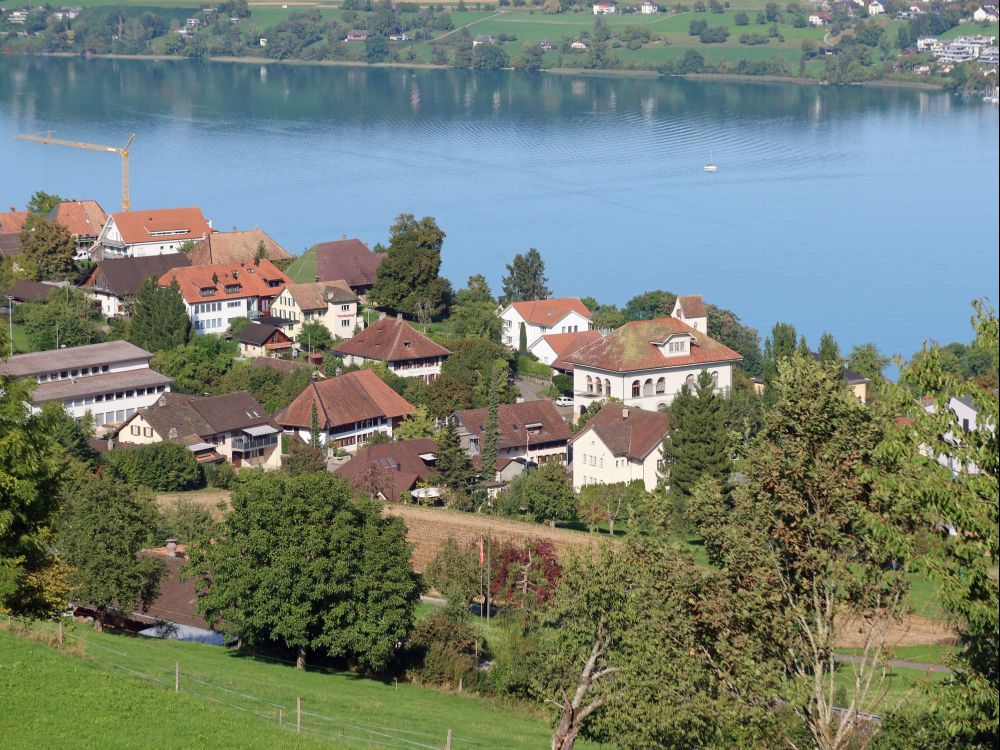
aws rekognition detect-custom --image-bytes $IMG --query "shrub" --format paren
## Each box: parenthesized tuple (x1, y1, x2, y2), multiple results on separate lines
(699, 26, 730, 43)
(104, 442, 203, 491)
(410, 610, 480, 687)
(203, 461, 237, 489)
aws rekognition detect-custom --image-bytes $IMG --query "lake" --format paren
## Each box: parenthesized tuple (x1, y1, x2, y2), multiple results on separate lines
(1, 56, 997, 360)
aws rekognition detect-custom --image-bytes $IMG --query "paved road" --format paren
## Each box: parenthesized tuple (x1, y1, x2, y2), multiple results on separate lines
(834, 652, 952, 674)
(515, 376, 573, 421)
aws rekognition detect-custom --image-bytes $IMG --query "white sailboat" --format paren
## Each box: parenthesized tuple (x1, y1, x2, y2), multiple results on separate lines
(704, 149, 718, 172)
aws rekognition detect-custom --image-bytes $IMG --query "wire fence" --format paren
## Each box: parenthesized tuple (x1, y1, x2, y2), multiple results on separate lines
(6, 617, 501, 750)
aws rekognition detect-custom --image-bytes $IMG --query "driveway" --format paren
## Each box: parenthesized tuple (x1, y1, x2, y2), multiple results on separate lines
(515, 376, 574, 421)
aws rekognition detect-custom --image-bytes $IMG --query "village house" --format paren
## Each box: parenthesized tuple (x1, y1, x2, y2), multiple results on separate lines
(345, 29, 370, 41)
(158, 258, 290, 335)
(570, 403, 669, 491)
(0, 341, 172, 427)
(593, 0, 617, 14)
(115, 390, 282, 469)
(809, 13, 828, 26)
(473, 34, 496, 46)
(453, 400, 572, 480)
(867, 0, 884, 13)
(570, 40, 589, 50)
(238, 322, 294, 358)
(46, 200, 107, 252)
(567, 317, 742, 415)
(270, 280, 360, 343)
(334, 437, 440, 502)
(276, 369, 414, 453)
(3, 279, 64, 304)
(923, 395, 987, 476)
(80, 253, 190, 318)
(640, 0, 657, 14)
(187, 227, 292, 267)
(499, 297, 593, 351)
(311, 238, 387, 297)
(974, 5, 998, 22)
(90, 207, 212, 260)
(528, 330, 603, 373)
(133, 545, 223, 645)
(333, 316, 450, 383)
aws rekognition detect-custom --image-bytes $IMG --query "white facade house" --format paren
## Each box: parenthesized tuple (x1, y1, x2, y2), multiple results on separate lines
(0, 341, 172, 427)
(91, 207, 212, 260)
(571, 403, 668, 492)
(499, 298, 593, 350)
(868, 0, 884, 14)
(640, 0, 657, 13)
(333, 317, 449, 383)
(809, 14, 826, 26)
(158, 258, 290, 336)
(973, 6, 998, 22)
(567, 316, 742, 415)
(593, 0, 617, 13)
(671, 294, 709, 334)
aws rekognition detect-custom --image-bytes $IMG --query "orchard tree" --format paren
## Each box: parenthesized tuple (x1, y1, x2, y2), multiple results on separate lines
(501, 248, 550, 303)
(299, 319, 333, 352)
(370, 214, 452, 319)
(18, 216, 76, 281)
(502, 461, 576, 526)
(425, 536, 480, 615)
(128, 277, 191, 352)
(57, 475, 165, 630)
(189, 471, 422, 670)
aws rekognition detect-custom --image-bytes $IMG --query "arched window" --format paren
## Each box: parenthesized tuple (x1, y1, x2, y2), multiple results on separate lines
(605, 379, 611, 395)
(685, 374, 695, 386)
(643, 378, 654, 397)
(596, 378, 603, 395)
(711, 371, 719, 388)
(655, 377, 666, 394)
(631, 380, 641, 398)
(586, 375, 593, 393)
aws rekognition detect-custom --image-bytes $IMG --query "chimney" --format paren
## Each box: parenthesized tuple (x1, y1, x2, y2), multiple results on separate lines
(622, 408, 629, 419)
(166, 539, 178, 557)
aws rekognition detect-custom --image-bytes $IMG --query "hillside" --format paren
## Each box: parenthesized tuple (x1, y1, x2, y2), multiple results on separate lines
(0, 624, 606, 750)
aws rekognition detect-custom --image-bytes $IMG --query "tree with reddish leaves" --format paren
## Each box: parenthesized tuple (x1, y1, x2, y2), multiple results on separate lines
(490, 539, 562, 612)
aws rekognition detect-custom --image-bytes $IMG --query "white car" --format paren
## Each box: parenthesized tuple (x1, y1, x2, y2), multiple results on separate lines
(554, 395, 573, 407)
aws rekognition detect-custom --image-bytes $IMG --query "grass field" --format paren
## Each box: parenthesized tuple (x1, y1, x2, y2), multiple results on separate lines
(284, 244, 318, 283)
(10, 322, 32, 354)
(1, 623, 608, 750)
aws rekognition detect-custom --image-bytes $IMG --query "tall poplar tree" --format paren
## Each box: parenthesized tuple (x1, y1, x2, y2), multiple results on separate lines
(501, 248, 550, 303)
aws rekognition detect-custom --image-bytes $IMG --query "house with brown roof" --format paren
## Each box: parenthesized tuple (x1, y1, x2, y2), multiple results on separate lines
(499, 298, 593, 351)
(671, 294, 708, 333)
(158, 258, 290, 335)
(567, 317, 742, 415)
(275, 369, 414, 453)
(80, 253, 191, 318)
(334, 437, 440, 501)
(116, 390, 281, 469)
(570, 403, 669, 491)
(454, 400, 571, 480)
(0, 341, 172, 428)
(187, 228, 292, 267)
(132, 547, 224, 645)
(238, 322, 293, 358)
(270, 280, 360, 343)
(3, 279, 63, 304)
(0, 209, 28, 260)
(312, 238, 387, 296)
(528, 330, 604, 374)
(333, 316, 449, 383)
(47, 200, 108, 251)
(91, 207, 212, 260)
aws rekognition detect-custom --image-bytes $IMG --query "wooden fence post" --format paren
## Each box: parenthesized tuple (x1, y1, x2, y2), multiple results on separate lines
(445, 729, 452, 750)
(175, 661, 179, 693)
(296, 696, 301, 734)
(58, 620, 63, 646)
(278, 708, 283, 727)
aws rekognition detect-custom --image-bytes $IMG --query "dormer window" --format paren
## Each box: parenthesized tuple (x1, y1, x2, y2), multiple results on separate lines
(656, 332, 694, 357)
(199, 287, 216, 297)
(224, 284, 241, 294)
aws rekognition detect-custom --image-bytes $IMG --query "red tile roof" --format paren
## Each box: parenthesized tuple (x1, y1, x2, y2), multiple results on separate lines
(571, 403, 668, 460)
(540, 330, 604, 372)
(0, 210, 28, 234)
(313, 239, 387, 288)
(276, 369, 414, 429)
(188, 228, 292, 266)
(509, 298, 592, 326)
(48, 200, 107, 238)
(335, 437, 439, 499)
(110, 207, 211, 246)
(675, 294, 706, 319)
(568, 318, 742, 373)
(455, 400, 571, 451)
(333, 317, 450, 363)
(159, 258, 290, 305)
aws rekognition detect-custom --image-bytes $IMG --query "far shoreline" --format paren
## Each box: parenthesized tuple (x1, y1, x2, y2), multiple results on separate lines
(16, 51, 947, 91)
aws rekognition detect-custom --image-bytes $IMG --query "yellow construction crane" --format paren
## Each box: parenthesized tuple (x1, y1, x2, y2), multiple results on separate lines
(13, 131, 137, 211)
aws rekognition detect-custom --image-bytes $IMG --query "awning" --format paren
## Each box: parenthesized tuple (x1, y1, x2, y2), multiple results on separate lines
(187, 442, 215, 452)
(243, 424, 279, 437)
(418, 453, 436, 462)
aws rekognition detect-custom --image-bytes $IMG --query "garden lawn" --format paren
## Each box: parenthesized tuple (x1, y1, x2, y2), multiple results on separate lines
(1, 623, 607, 750)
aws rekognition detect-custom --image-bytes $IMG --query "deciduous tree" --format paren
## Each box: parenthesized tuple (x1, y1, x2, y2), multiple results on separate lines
(501, 248, 550, 304)
(370, 214, 451, 319)
(21, 286, 102, 350)
(18, 216, 75, 281)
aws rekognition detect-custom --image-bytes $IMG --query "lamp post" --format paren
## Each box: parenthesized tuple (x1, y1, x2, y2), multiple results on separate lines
(5, 295, 13, 357)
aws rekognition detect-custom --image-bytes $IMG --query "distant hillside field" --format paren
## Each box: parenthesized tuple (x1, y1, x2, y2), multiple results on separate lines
(0, 624, 607, 750)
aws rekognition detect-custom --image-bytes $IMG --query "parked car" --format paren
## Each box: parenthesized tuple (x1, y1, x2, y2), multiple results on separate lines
(554, 395, 573, 407)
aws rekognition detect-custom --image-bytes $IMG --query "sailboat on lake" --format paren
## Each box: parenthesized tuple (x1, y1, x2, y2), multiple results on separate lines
(704, 149, 718, 172)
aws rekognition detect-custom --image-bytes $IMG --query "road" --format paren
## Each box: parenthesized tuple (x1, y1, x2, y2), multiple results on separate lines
(515, 376, 574, 421)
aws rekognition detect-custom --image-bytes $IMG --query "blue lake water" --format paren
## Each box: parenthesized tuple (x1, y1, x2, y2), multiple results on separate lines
(1, 56, 997, 359)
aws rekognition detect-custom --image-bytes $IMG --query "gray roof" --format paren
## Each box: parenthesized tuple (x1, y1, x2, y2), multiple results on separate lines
(31, 368, 173, 403)
(952, 395, 978, 411)
(83, 253, 191, 298)
(0, 341, 154, 378)
(239, 323, 285, 347)
(117, 391, 277, 440)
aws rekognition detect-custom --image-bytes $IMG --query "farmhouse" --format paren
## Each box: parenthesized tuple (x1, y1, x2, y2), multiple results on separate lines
(567, 317, 742, 414)
(570, 403, 668, 491)
(641, 0, 657, 14)
(276, 369, 415, 453)
(91, 207, 212, 260)
(499, 297, 593, 350)
(46, 200, 108, 251)
(593, 1, 617, 14)
(453, 400, 571, 480)
(311, 238, 387, 296)
(158, 258, 290, 335)
(80, 253, 190, 318)
(333, 316, 449, 382)
(187, 228, 292, 266)
(335, 437, 440, 501)
(0, 341, 172, 427)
